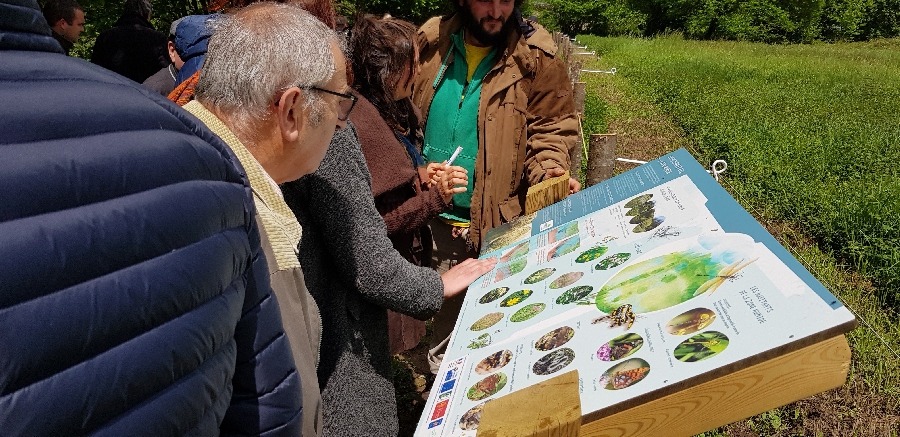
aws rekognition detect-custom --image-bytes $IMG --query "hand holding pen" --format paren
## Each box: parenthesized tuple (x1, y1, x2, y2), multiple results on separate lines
(426, 146, 468, 203)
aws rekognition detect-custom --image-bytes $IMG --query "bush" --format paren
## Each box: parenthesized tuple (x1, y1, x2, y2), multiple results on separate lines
(534, 0, 898, 43)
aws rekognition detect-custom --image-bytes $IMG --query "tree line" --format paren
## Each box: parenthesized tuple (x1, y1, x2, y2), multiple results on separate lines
(540, 0, 900, 43)
(67, 0, 899, 60)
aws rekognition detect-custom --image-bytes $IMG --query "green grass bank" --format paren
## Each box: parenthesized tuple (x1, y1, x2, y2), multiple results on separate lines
(579, 35, 900, 305)
(575, 35, 900, 435)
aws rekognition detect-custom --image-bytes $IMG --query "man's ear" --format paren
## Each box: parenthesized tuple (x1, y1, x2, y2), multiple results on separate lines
(53, 18, 68, 30)
(275, 87, 305, 144)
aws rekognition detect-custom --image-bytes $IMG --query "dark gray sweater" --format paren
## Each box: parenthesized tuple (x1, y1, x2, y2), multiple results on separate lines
(282, 122, 444, 436)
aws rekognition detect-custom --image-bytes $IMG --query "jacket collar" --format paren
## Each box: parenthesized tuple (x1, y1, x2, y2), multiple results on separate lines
(183, 100, 303, 271)
(114, 13, 154, 29)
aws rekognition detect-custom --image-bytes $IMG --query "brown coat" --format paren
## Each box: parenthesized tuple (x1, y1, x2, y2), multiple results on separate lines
(412, 14, 579, 252)
(350, 91, 449, 264)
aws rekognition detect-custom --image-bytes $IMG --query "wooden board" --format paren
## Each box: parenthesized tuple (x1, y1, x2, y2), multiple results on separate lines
(478, 335, 850, 437)
(480, 370, 582, 437)
(582, 334, 851, 436)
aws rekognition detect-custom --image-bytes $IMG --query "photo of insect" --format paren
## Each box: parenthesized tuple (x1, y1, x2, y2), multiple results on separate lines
(592, 304, 638, 329)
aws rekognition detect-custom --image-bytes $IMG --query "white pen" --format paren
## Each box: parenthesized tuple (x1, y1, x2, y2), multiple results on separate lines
(443, 145, 463, 166)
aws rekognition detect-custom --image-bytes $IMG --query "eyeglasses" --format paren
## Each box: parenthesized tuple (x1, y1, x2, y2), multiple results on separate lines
(309, 86, 357, 121)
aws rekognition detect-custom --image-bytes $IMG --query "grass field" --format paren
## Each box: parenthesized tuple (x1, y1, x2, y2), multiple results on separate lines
(575, 35, 900, 435)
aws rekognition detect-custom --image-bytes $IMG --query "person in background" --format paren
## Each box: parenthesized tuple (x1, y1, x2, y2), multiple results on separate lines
(142, 17, 185, 96)
(280, 15, 496, 435)
(348, 15, 469, 355)
(413, 0, 581, 373)
(171, 14, 217, 87)
(183, 3, 347, 435)
(41, 0, 84, 55)
(334, 15, 348, 32)
(91, 0, 167, 83)
(1, 0, 303, 434)
(168, 0, 336, 106)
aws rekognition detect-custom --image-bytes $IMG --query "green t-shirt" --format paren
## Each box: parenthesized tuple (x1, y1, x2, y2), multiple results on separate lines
(423, 29, 497, 223)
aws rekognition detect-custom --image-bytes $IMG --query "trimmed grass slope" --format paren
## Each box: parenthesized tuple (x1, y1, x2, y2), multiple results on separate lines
(576, 35, 900, 435)
(580, 35, 900, 305)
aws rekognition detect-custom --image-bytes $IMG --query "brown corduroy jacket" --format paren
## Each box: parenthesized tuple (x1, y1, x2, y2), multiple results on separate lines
(412, 13, 579, 252)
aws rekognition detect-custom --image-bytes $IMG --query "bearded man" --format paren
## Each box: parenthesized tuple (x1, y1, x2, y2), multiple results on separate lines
(412, 0, 581, 373)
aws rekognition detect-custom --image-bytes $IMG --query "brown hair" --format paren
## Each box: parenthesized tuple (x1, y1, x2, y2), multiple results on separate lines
(349, 14, 418, 131)
(208, 0, 337, 29)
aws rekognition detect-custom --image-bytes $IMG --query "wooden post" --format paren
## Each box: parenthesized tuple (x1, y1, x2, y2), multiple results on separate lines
(480, 370, 581, 437)
(570, 81, 586, 181)
(569, 60, 583, 83)
(586, 133, 616, 186)
(573, 82, 586, 113)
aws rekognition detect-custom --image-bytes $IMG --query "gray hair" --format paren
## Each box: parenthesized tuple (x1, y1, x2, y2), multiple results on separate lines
(196, 3, 341, 136)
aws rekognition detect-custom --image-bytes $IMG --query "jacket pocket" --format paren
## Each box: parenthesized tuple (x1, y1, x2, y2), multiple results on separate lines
(498, 195, 524, 224)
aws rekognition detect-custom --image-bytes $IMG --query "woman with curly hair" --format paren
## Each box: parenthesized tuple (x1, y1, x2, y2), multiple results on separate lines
(281, 14, 487, 436)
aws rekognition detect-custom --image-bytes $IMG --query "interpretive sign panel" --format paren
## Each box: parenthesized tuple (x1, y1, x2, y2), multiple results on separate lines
(415, 149, 855, 436)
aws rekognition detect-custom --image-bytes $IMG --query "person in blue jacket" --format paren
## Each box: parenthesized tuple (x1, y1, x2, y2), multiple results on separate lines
(0, 1, 304, 435)
(172, 13, 217, 87)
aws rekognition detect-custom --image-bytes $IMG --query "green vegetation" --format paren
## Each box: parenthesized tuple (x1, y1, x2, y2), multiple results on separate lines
(67, 0, 450, 60)
(577, 34, 900, 434)
(583, 35, 900, 305)
(538, 0, 900, 43)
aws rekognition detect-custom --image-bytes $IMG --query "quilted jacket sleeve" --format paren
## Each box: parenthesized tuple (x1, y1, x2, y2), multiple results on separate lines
(220, 214, 304, 437)
(0, 12, 302, 433)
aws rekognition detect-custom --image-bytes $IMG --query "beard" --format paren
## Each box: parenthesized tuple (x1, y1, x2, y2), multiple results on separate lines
(459, 5, 518, 48)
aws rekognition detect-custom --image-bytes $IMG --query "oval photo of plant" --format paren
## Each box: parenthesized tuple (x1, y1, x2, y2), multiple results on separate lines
(524, 267, 556, 284)
(576, 245, 608, 263)
(549, 271, 584, 289)
(467, 372, 507, 401)
(510, 303, 546, 322)
(470, 312, 504, 331)
(624, 193, 652, 209)
(674, 331, 729, 362)
(499, 289, 533, 307)
(479, 287, 510, 304)
(467, 333, 491, 350)
(555, 285, 593, 305)
(595, 253, 631, 270)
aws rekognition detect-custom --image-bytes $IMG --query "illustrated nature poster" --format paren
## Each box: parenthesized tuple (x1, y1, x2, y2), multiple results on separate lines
(416, 149, 856, 436)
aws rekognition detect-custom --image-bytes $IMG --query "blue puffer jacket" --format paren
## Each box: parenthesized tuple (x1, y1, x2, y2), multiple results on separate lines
(0, 1, 303, 435)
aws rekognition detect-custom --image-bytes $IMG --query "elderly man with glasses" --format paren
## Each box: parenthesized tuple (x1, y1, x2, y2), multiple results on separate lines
(182, 3, 350, 436)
